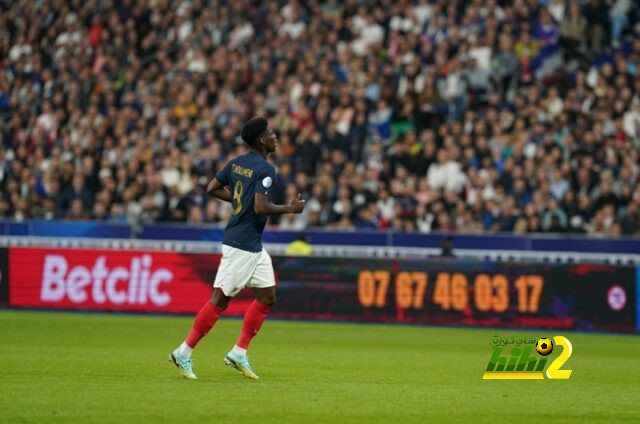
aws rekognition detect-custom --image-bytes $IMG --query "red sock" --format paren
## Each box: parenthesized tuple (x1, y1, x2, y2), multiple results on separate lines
(185, 301, 224, 348)
(236, 300, 272, 349)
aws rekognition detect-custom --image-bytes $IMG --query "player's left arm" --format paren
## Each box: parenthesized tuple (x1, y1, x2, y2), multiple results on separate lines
(253, 164, 304, 215)
(207, 178, 232, 202)
(254, 192, 305, 215)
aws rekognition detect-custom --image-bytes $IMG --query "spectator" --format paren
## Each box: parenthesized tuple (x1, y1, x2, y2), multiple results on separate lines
(610, 0, 634, 46)
(427, 149, 466, 193)
(560, 1, 588, 64)
(285, 234, 313, 256)
(0, 0, 638, 238)
(439, 236, 455, 258)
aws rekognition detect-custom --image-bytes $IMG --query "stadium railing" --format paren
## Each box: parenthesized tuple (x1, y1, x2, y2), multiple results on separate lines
(1, 219, 639, 264)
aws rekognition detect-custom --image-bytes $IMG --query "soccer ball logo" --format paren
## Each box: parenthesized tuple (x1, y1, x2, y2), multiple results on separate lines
(536, 338, 553, 356)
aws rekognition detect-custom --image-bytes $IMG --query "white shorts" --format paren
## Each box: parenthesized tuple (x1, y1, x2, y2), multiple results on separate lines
(213, 244, 276, 297)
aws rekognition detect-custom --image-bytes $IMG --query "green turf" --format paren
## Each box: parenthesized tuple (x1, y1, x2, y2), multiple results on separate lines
(1, 310, 639, 423)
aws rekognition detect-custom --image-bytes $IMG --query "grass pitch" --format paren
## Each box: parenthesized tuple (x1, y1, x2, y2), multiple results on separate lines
(1, 310, 639, 423)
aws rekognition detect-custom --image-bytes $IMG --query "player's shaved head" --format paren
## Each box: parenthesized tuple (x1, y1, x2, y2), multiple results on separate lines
(241, 117, 268, 147)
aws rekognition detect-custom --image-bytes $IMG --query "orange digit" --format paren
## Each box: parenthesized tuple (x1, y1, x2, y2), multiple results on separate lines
(515, 276, 528, 312)
(528, 276, 543, 313)
(358, 270, 375, 308)
(474, 274, 491, 312)
(451, 273, 468, 311)
(434, 273, 451, 310)
(373, 270, 390, 307)
(412, 272, 428, 309)
(395, 272, 413, 309)
(492, 274, 509, 312)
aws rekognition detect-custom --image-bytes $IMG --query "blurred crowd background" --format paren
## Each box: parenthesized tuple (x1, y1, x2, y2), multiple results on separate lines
(1, 0, 640, 236)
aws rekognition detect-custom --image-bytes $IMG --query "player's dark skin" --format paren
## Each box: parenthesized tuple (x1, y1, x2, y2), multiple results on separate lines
(206, 126, 305, 310)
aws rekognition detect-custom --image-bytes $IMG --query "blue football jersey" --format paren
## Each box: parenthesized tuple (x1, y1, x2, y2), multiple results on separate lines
(215, 151, 277, 252)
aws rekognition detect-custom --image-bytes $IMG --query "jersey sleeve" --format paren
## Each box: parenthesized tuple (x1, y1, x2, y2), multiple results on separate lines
(256, 164, 277, 198)
(215, 162, 231, 186)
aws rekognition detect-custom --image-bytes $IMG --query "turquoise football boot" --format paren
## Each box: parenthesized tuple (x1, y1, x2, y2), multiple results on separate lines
(224, 351, 259, 380)
(169, 349, 197, 380)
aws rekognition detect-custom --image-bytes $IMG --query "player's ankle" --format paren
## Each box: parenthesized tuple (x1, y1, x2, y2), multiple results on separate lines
(177, 341, 193, 358)
(231, 345, 247, 357)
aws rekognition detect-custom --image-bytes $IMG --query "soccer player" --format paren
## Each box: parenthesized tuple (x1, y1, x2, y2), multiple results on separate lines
(170, 117, 305, 380)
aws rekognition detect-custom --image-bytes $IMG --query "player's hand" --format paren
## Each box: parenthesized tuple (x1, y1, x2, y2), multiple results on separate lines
(290, 193, 305, 214)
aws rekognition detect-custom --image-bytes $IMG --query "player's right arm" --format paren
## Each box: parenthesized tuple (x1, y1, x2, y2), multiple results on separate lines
(254, 192, 305, 215)
(207, 162, 232, 202)
(207, 178, 232, 202)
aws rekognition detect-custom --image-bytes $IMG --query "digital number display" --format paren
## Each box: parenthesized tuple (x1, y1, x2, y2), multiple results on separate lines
(357, 270, 544, 314)
(272, 257, 637, 333)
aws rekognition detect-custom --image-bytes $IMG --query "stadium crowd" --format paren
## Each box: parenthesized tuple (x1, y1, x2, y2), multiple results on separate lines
(1, 0, 640, 236)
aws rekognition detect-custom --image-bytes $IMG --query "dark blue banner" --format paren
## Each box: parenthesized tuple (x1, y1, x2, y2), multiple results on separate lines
(2, 220, 640, 255)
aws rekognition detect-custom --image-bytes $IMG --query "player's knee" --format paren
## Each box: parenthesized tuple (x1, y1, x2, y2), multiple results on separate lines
(210, 289, 230, 309)
(260, 293, 276, 307)
(210, 297, 229, 310)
